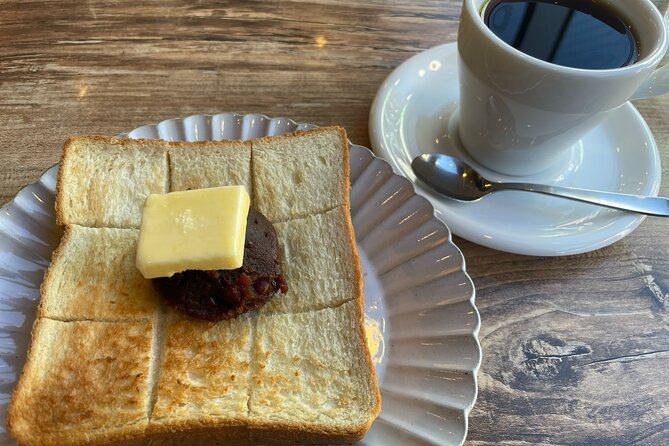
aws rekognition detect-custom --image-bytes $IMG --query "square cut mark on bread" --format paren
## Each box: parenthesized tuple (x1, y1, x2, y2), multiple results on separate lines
(251, 127, 350, 223)
(168, 140, 252, 197)
(38, 224, 161, 322)
(6, 318, 153, 446)
(149, 310, 254, 429)
(56, 136, 169, 229)
(260, 205, 362, 314)
(248, 301, 381, 443)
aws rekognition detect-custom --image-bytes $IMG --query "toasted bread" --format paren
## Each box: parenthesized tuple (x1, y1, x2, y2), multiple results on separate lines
(8, 127, 380, 446)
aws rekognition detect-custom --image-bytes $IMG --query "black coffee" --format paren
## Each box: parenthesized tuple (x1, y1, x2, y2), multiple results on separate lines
(484, 0, 638, 69)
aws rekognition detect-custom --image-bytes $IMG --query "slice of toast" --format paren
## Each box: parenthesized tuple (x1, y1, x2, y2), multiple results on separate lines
(260, 205, 362, 314)
(251, 127, 349, 222)
(150, 311, 254, 426)
(37, 225, 161, 321)
(8, 128, 381, 446)
(249, 301, 378, 444)
(6, 319, 153, 446)
(168, 140, 252, 196)
(56, 136, 169, 229)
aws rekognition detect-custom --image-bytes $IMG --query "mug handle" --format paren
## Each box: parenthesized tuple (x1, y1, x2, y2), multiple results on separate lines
(631, 10, 669, 100)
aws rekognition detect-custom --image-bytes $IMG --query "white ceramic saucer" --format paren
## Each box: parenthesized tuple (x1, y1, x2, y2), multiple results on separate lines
(369, 42, 662, 256)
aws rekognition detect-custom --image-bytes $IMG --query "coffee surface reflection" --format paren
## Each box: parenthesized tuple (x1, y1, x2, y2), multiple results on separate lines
(484, 0, 638, 69)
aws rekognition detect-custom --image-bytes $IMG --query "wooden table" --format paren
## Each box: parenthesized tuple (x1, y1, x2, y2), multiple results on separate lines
(1, 1, 668, 444)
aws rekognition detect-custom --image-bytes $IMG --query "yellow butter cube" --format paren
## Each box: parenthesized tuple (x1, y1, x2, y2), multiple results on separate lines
(136, 186, 250, 279)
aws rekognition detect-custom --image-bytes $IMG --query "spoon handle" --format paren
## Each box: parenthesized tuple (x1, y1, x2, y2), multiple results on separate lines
(494, 182, 669, 217)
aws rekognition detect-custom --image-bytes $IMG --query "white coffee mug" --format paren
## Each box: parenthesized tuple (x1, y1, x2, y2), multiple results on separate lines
(457, 0, 669, 176)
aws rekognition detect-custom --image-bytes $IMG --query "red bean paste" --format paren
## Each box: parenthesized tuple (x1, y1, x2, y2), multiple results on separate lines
(153, 207, 288, 321)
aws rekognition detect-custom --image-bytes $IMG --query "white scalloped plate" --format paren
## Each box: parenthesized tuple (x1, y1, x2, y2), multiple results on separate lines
(0, 113, 481, 446)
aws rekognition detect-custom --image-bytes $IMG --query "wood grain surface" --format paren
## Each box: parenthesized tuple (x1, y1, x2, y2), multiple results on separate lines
(1, 1, 668, 445)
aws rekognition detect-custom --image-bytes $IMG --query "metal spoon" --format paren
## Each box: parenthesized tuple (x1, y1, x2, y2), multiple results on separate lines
(411, 153, 669, 217)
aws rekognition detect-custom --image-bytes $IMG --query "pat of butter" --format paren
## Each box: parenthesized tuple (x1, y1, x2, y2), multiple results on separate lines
(136, 186, 250, 279)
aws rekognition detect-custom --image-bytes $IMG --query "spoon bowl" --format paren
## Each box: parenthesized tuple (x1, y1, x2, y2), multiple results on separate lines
(411, 154, 490, 201)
